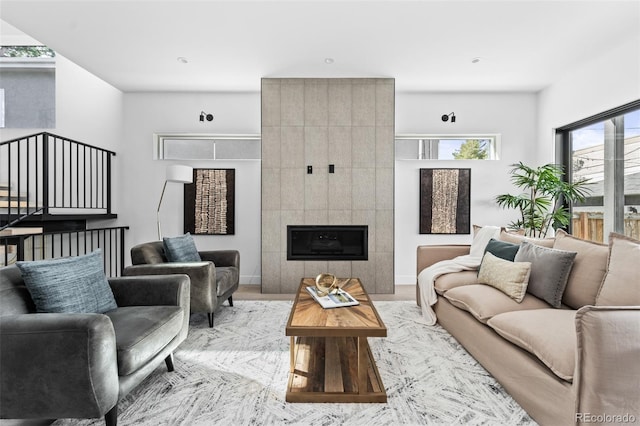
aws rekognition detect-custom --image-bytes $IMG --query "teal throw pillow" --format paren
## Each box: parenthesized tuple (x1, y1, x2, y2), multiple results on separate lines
(163, 233, 201, 262)
(513, 241, 577, 308)
(484, 238, 520, 261)
(16, 249, 118, 314)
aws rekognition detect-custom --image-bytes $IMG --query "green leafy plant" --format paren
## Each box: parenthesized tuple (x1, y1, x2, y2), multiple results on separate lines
(495, 162, 592, 237)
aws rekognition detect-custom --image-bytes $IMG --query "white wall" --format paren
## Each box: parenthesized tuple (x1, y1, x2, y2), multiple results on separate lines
(537, 33, 640, 163)
(0, 53, 125, 216)
(0, 55, 123, 152)
(121, 92, 262, 284)
(394, 92, 538, 284)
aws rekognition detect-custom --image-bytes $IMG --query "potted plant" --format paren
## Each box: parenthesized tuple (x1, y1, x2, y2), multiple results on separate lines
(495, 162, 592, 238)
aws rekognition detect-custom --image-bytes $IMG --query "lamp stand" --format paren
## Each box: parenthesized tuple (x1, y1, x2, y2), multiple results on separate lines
(156, 180, 168, 240)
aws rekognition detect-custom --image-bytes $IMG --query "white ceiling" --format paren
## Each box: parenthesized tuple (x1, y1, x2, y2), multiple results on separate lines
(1, 0, 638, 93)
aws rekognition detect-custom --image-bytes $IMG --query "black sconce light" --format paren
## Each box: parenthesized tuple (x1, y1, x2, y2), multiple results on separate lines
(441, 112, 456, 123)
(199, 111, 214, 122)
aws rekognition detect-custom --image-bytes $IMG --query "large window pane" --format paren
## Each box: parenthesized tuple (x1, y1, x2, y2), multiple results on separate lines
(571, 122, 605, 241)
(567, 104, 640, 242)
(624, 109, 640, 239)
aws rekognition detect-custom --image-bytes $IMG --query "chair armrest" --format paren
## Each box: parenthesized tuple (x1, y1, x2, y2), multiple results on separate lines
(124, 262, 214, 291)
(124, 263, 215, 312)
(574, 305, 640, 423)
(109, 274, 190, 309)
(199, 250, 240, 269)
(0, 314, 119, 419)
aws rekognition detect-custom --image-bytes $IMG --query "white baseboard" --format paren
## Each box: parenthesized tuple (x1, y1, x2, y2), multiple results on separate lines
(240, 275, 261, 285)
(395, 275, 417, 285)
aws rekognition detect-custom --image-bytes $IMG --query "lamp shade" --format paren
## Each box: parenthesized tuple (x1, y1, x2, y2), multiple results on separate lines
(166, 165, 193, 184)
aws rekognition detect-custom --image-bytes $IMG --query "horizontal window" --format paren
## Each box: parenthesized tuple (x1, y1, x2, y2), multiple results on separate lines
(154, 134, 261, 160)
(395, 135, 500, 160)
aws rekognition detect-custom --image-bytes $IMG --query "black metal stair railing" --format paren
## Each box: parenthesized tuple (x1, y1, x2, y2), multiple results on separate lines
(0, 132, 116, 229)
(0, 226, 129, 277)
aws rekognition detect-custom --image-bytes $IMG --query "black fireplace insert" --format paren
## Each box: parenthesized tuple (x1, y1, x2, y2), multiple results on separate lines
(287, 225, 368, 261)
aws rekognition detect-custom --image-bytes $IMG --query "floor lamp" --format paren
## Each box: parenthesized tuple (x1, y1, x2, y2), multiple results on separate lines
(157, 164, 193, 240)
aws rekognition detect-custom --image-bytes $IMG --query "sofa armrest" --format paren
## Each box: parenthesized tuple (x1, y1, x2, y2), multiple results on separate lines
(417, 245, 471, 274)
(0, 313, 119, 419)
(416, 245, 470, 306)
(574, 305, 640, 423)
(199, 250, 240, 269)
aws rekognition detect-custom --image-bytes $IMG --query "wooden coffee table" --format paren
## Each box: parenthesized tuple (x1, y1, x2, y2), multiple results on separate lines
(285, 277, 387, 403)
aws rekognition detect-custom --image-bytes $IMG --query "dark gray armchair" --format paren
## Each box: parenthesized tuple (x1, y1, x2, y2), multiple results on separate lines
(124, 241, 239, 327)
(0, 265, 190, 426)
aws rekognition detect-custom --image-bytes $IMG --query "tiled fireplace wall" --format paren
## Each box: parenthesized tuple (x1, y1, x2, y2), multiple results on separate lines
(261, 78, 394, 294)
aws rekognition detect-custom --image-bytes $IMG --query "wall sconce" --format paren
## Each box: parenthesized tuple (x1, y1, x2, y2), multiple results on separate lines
(199, 111, 214, 122)
(441, 112, 456, 123)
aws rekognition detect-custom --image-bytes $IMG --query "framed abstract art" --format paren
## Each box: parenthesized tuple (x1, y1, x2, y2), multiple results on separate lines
(420, 168, 471, 234)
(184, 168, 235, 235)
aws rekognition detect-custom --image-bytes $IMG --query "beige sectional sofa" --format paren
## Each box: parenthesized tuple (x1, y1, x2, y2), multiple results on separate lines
(416, 230, 640, 425)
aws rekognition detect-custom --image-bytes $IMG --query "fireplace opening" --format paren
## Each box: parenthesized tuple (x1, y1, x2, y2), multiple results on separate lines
(287, 225, 368, 261)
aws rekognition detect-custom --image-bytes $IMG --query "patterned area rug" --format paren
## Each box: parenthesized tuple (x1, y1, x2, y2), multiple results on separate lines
(55, 301, 535, 426)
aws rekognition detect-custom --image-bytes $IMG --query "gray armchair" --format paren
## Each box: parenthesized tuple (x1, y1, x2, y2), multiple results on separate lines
(0, 265, 190, 426)
(124, 241, 239, 327)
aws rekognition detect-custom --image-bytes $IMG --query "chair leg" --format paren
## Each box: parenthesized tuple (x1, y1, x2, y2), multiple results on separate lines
(228, 295, 234, 307)
(208, 312, 214, 328)
(105, 405, 117, 426)
(165, 353, 175, 372)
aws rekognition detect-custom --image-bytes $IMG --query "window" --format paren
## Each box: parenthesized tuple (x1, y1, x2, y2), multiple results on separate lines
(395, 135, 500, 160)
(557, 100, 640, 242)
(154, 134, 261, 160)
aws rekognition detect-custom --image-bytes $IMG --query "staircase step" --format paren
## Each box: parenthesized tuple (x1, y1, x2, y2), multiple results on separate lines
(0, 227, 43, 237)
(0, 193, 29, 200)
(0, 200, 31, 208)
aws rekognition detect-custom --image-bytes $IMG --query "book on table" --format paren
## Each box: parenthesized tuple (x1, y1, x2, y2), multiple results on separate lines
(306, 286, 360, 309)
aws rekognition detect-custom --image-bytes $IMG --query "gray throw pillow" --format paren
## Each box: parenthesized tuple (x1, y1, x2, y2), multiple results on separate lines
(484, 238, 520, 261)
(513, 241, 577, 308)
(16, 249, 118, 314)
(163, 233, 201, 262)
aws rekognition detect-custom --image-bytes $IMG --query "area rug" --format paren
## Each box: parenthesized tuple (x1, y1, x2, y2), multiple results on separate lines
(55, 301, 535, 426)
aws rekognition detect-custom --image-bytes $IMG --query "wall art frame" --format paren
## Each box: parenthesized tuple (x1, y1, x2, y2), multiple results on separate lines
(419, 168, 471, 234)
(184, 168, 235, 235)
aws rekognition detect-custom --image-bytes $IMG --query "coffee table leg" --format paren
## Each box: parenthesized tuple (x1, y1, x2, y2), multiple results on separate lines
(358, 337, 368, 394)
(290, 336, 295, 373)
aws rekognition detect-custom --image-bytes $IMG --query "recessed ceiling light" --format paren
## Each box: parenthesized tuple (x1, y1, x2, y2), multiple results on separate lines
(324, 58, 334, 64)
(471, 57, 481, 64)
(177, 57, 188, 64)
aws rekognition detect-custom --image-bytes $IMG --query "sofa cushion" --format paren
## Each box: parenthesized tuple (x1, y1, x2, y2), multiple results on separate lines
(498, 230, 555, 248)
(106, 305, 184, 376)
(596, 233, 640, 306)
(434, 271, 479, 295)
(215, 266, 240, 297)
(488, 309, 576, 382)
(553, 229, 608, 309)
(514, 241, 577, 308)
(443, 284, 550, 323)
(163, 233, 201, 262)
(477, 252, 531, 302)
(484, 238, 521, 261)
(16, 250, 117, 314)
